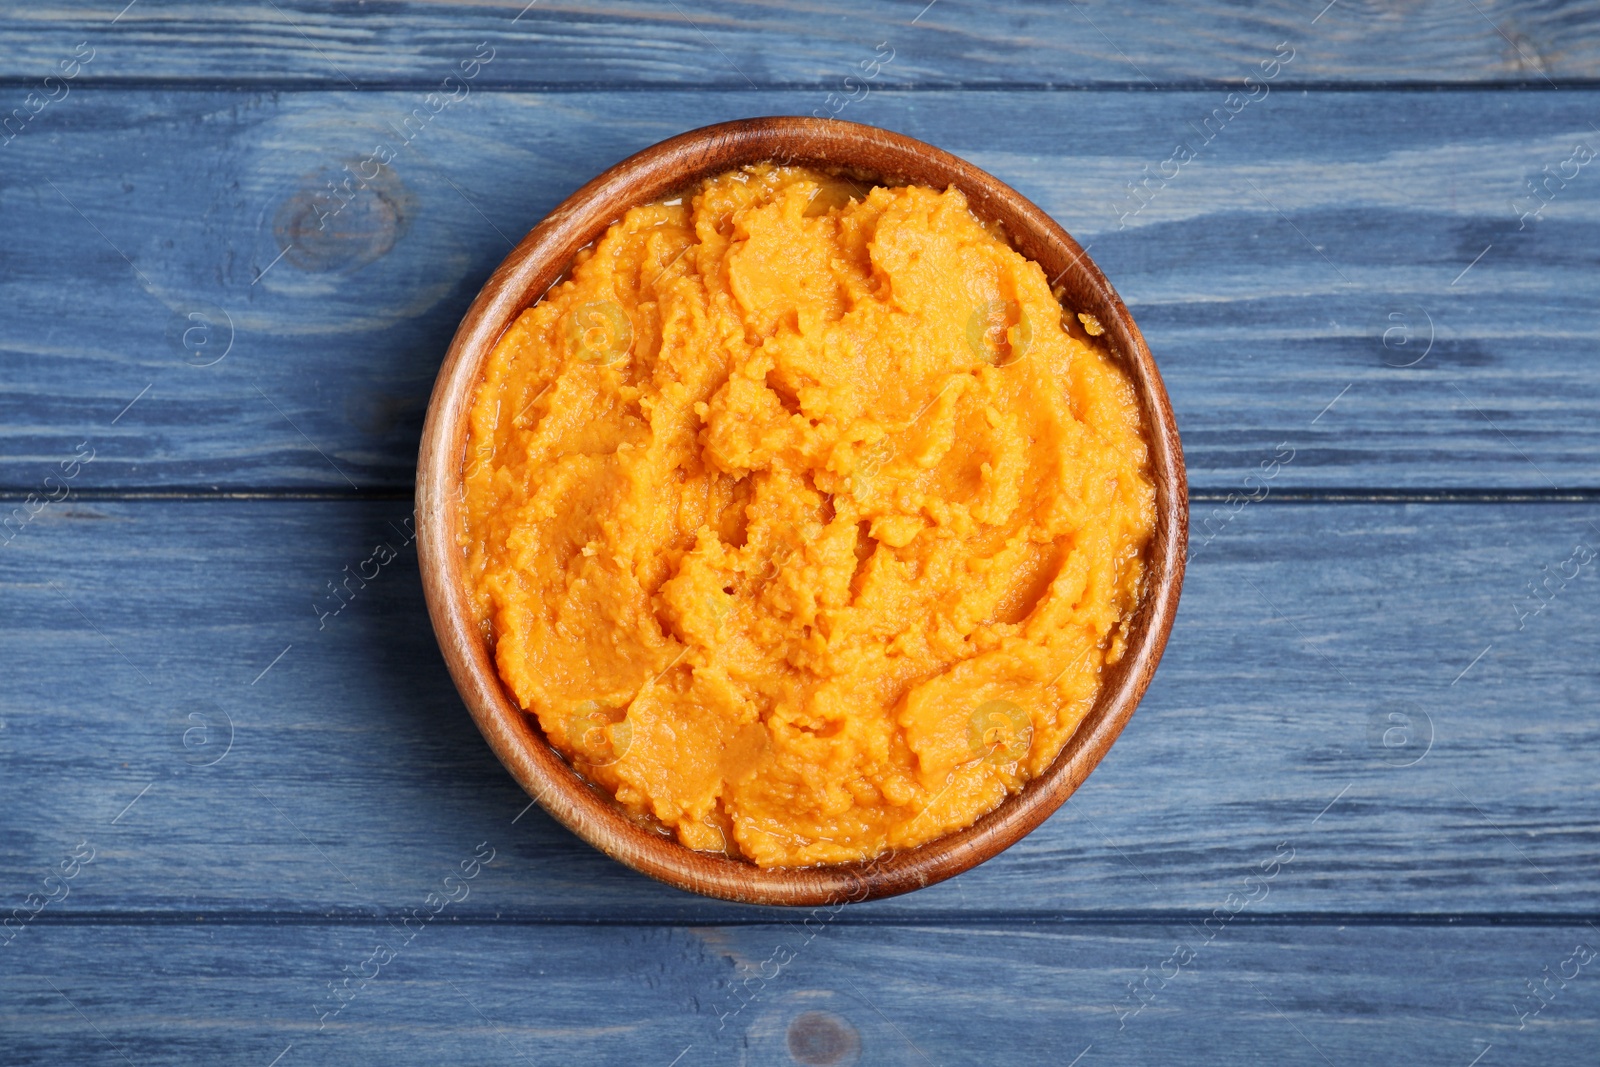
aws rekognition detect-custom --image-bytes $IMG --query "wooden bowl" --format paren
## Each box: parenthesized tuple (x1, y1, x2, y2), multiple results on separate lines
(416, 117, 1186, 906)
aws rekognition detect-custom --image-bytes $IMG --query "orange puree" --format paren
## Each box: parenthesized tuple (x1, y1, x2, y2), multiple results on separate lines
(461, 164, 1154, 868)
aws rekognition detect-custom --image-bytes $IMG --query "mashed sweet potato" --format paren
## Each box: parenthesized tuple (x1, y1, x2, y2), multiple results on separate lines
(461, 164, 1154, 868)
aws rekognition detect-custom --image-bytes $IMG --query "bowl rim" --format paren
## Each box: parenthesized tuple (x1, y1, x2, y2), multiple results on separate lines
(416, 116, 1187, 907)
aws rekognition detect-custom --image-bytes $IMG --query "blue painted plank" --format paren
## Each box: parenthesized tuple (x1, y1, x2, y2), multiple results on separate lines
(3, 922, 1595, 1065)
(2, 0, 1596, 86)
(1, 499, 1596, 918)
(3, 89, 1599, 490)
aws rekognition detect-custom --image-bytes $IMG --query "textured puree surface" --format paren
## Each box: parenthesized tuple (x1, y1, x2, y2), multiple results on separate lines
(10, 1, 1600, 1061)
(461, 166, 1154, 867)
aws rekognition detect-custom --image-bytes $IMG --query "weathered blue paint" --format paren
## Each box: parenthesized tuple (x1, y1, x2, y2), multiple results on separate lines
(2, 3, 1599, 1062)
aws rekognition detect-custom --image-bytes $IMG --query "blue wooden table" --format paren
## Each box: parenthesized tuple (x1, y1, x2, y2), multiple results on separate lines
(4, 2, 1599, 1063)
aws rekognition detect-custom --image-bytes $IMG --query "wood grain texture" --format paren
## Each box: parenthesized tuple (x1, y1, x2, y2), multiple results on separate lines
(4, 923, 1597, 1065)
(3, 499, 1596, 918)
(3, 89, 1600, 490)
(3, 0, 1599, 86)
(4, 8, 1600, 1056)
